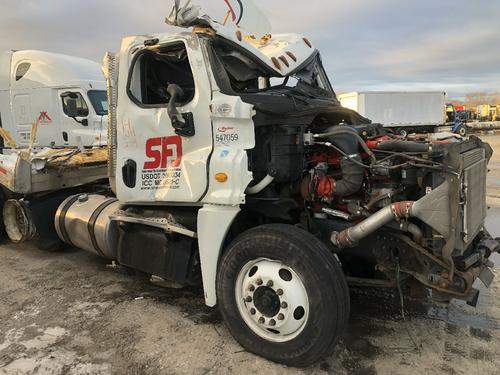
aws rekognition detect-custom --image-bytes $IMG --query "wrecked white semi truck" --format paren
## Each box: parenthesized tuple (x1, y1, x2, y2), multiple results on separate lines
(1, 1, 499, 367)
(0, 50, 107, 148)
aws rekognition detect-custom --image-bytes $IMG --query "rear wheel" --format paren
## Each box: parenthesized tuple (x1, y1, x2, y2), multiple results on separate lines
(216, 224, 349, 367)
(456, 125, 468, 137)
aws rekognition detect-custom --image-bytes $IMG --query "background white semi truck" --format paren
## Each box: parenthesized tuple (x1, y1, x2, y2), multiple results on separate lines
(338, 91, 467, 136)
(0, 50, 107, 149)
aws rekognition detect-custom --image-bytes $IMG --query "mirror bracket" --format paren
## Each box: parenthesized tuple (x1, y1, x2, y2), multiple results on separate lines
(173, 112, 195, 137)
(71, 117, 89, 127)
(166, 84, 195, 137)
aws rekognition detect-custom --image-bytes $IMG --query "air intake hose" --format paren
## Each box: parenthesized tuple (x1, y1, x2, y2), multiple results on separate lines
(334, 156, 365, 196)
(321, 126, 366, 196)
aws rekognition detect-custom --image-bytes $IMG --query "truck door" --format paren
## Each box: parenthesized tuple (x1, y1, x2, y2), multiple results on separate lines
(12, 94, 32, 145)
(58, 89, 91, 145)
(116, 36, 213, 204)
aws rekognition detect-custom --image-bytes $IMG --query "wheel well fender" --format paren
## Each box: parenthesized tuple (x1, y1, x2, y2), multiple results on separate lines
(197, 204, 241, 307)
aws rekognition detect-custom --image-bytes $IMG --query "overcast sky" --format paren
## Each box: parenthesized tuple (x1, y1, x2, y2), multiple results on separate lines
(1, 0, 499, 99)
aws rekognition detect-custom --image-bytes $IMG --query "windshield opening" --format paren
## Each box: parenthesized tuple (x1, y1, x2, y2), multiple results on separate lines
(210, 38, 335, 98)
(88, 90, 108, 116)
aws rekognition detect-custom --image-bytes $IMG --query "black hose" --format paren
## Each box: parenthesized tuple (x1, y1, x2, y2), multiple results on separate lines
(314, 127, 368, 196)
(335, 156, 365, 196)
(315, 142, 370, 169)
(315, 127, 376, 163)
(376, 140, 429, 153)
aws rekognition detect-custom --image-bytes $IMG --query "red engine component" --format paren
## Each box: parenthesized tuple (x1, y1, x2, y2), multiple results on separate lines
(303, 148, 342, 200)
(316, 176, 336, 198)
(301, 173, 337, 201)
(310, 148, 342, 166)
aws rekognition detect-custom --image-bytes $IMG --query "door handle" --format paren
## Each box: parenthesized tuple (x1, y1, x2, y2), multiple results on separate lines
(122, 159, 137, 188)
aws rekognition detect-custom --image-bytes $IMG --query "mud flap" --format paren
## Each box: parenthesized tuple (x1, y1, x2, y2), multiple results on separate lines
(466, 288, 480, 307)
(479, 266, 495, 288)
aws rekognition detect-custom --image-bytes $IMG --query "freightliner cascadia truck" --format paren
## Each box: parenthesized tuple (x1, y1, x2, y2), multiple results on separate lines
(0, 0, 498, 367)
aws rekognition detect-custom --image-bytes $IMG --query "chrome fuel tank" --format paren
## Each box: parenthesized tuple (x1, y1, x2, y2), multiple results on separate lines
(55, 194, 123, 259)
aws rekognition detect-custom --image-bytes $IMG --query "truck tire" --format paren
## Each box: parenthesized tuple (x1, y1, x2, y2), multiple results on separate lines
(456, 125, 468, 137)
(216, 224, 349, 367)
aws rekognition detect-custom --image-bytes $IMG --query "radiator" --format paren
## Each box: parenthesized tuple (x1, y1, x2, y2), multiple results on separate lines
(460, 148, 488, 248)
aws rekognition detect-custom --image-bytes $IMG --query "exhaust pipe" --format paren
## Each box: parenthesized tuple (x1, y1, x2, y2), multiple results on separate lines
(331, 181, 452, 248)
(331, 201, 414, 248)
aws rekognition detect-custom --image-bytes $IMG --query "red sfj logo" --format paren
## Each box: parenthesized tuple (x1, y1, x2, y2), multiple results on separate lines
(144, 136, 183, 170)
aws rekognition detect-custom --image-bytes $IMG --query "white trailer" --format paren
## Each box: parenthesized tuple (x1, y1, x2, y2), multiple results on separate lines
(339, 91, 448, 134)
(0, 50, 108, 148)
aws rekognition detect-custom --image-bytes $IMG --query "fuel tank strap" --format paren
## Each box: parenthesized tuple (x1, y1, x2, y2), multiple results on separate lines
(87, 198, 118, 257)
(58, 195, 81, 247)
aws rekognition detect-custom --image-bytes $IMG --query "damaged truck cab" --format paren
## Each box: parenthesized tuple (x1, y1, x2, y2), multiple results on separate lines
(96, 21, 498, 364)
(2, 1, 499, 367)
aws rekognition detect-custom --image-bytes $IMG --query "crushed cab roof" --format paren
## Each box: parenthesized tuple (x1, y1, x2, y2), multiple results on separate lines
(165, 1, 317, 77)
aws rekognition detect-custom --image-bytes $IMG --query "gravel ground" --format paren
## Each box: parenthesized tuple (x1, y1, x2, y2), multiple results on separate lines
(1, 134, 500, 375)
(484, 133, 500, 207)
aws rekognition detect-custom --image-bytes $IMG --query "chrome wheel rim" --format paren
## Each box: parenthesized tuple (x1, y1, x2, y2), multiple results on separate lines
(235, 258, 309, 342)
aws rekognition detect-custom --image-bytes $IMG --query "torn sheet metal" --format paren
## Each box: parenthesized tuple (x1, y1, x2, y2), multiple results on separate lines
(166, 0, 316, 77)
(34, 147, 108, 170)
(221, 0, 271, 36)
(0, 148, 108, 194)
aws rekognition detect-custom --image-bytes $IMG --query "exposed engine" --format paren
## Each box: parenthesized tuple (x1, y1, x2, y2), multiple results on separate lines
(248, 122, 497, 304)
(301, 124, 442, 223)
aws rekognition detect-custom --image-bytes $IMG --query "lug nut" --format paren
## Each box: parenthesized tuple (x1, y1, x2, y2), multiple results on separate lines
(267, 280, 274, 287)
(276, 289, 283, 296)
(258, 317, 265, 324)
(249, 285, 255, 292)
(245, 296, 253, 303)
(281, 301, 288, 309)
(256, 279, 263, 286)
(278, 313, 285, 320)
(250, 308, 256, 315)
(269, 319, 276, 326)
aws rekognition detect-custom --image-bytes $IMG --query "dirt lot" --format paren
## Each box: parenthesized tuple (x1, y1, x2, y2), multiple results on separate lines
(1, 134, 500, 375)
(485, 133, 500, 208)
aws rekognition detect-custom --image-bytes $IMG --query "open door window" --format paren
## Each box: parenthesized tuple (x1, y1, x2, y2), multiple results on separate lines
(128, 43, 196, 108)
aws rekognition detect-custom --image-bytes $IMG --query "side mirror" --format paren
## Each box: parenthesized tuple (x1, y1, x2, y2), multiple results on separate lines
(166, 84, 195, 137)
(66, 98, 79, 118)
(167, 84, 185, 124)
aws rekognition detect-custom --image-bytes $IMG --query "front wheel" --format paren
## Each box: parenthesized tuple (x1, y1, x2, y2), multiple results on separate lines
(216, 224, 350, 367)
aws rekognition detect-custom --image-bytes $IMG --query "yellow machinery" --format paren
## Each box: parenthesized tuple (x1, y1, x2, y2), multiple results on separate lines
(477, 104, 499, 121)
